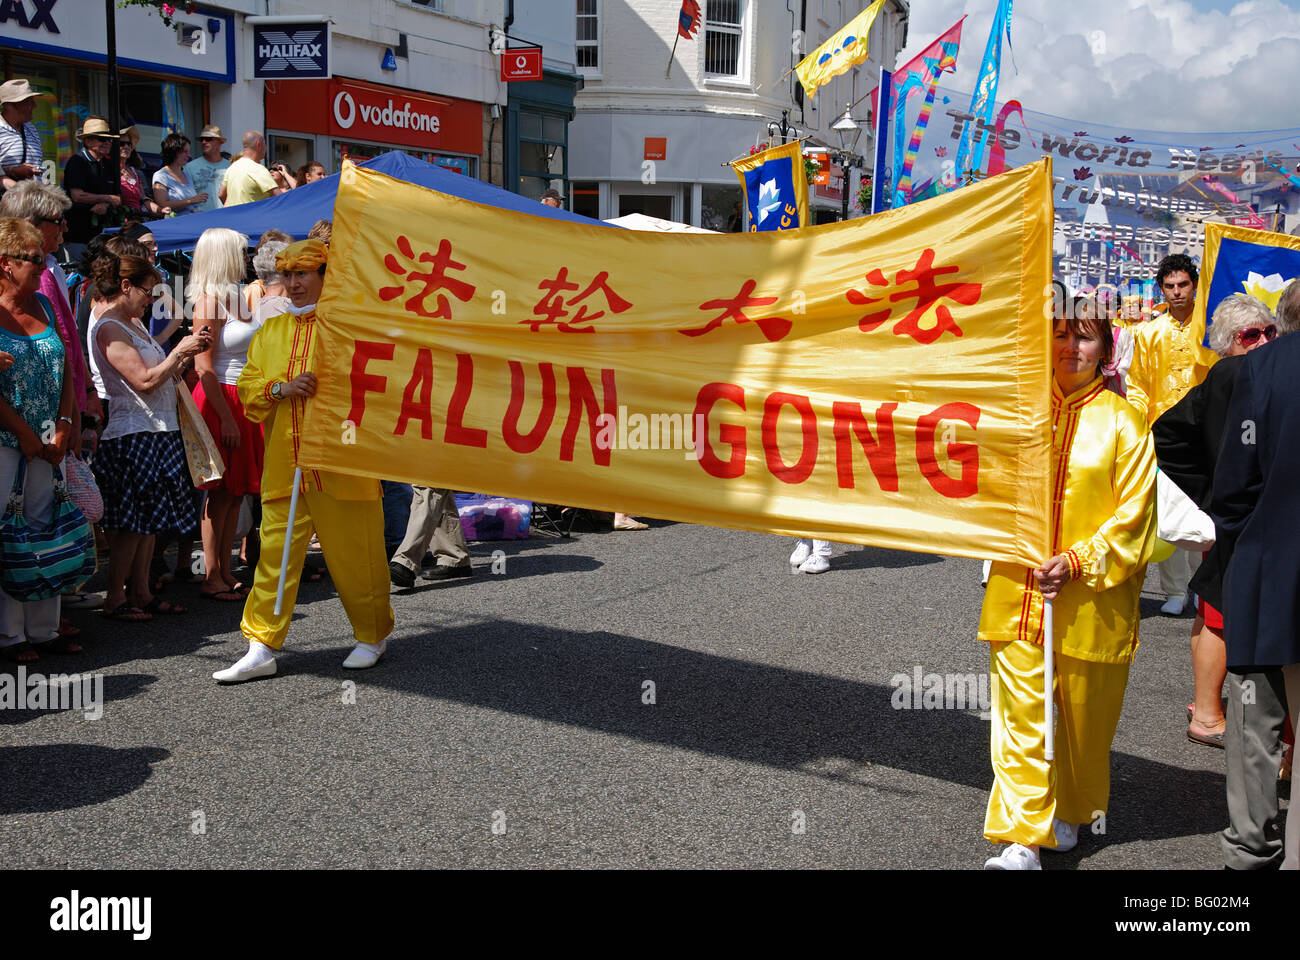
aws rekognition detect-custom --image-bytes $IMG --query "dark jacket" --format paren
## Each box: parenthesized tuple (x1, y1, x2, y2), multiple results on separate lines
(1152, 355, 1242, 611)
(1210, 333, 1300, 669)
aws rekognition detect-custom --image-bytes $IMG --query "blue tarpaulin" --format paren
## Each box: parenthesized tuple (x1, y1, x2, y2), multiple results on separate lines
(146, 150, 610, 255)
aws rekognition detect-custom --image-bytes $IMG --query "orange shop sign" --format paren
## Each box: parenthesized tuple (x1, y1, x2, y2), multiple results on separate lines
(644, 137, 667, 160)
(265, 77, 482, 156)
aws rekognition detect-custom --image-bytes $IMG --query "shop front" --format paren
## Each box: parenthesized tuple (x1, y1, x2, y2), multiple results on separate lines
(0, 1, 234, 174)
(264, 76, 482, 179)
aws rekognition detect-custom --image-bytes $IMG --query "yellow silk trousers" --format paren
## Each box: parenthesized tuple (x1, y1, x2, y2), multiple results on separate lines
(240, 491, 394, 651)
(985, 639, 1130, 847)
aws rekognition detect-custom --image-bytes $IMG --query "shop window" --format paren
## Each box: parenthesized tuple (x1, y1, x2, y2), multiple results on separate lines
(705, 0, 746, 79)
(571, 182, 599, 220)
(701, 183, 743, 232)
(270, 135, 314, 179)
(517, 107, 567, 200)
(577, 0, 599, 71)
(618, 194, 673, 220)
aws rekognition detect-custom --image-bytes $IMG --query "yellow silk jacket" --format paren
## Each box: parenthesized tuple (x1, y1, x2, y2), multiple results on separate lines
(978, 376, 1157, 664)
(1125, 310, 1217, 426)
(237, 306, 379, 503)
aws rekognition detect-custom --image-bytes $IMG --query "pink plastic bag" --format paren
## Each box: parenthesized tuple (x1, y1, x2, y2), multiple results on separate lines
(62, 454, 103, 523)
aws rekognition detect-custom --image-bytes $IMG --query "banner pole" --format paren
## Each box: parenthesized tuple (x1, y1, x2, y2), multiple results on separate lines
(665, 33, 681, 78)
(273, 467, 303, 616)
(871, 67, 892, 214)
(1043, 596, 1055, 762)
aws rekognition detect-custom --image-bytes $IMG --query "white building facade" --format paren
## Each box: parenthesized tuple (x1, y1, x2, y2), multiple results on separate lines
(568, 0, 909, 229)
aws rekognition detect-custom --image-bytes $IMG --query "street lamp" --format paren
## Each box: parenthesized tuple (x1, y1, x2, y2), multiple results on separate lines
(767, 109, 799, 145)
(831, 104, 861, 221)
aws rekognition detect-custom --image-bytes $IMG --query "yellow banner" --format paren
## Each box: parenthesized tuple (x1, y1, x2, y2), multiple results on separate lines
(795, 0, 886, 101)
(300, 158, 1054, 566)
(730, 139, 811, 231)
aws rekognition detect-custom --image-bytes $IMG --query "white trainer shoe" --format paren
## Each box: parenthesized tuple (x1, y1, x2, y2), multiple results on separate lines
(799, 555, 831, 575)
(789, 540, 812, 572)
(1160, 595, 1185, 616)
(343, 638, 386, 669)
(1045, 819, 1078, 853)
(213, 643, 277, 684)
(983, 843, 1042, 870)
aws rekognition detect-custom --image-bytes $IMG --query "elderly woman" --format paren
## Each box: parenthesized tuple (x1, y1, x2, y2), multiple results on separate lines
(1157, 294, 1279, 749)
(88, 246, 211, 621)
(1156, 289, 1292, 868)
(980, 298, 1157, 869)
(151, 133, 206, 216)
(0, 180, 103, 433)
(0, 217, 79, 660)
(243, 229, 292, 318)
(213, 239, 393, 683)
(189, 228, 265, 602)
(117, 127, 165, 220)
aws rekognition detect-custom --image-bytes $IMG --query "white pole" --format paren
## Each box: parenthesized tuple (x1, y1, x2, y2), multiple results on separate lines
(1043, 597, 1055, 762)
(273, 467, 303, 616)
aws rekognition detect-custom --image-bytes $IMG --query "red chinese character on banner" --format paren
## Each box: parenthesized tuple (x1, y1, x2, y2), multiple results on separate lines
(523, 268, 632, 332)
(379, 235, 477, 319)
(681, 278, 792, 342)
(845, 248, 982, 344)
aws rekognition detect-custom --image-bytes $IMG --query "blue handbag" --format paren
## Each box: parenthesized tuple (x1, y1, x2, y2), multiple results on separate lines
(0, 458, 95, 601)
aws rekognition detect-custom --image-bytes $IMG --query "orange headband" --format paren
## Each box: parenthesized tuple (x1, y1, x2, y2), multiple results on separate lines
(275, 239, 328, 274)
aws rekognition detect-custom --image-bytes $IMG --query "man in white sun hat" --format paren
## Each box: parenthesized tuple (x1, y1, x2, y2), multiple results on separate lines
(0, 79, 51, 191)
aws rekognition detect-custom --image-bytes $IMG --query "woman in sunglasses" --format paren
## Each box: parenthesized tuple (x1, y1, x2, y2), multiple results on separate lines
(0, 217, 79, 661)
(88, 247, 210, 621)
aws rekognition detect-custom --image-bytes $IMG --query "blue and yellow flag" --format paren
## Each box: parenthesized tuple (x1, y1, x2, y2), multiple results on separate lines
(794, 0, 886, 101)
(1198, 222, 1300, 345)
(731, 140, 810, 232)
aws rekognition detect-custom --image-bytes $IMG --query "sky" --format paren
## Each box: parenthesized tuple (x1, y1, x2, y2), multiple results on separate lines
(896, 0, 1300, 132)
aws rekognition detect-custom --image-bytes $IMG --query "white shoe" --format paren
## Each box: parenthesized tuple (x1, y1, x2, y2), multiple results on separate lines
(799, 554, 830, 575)
(343, 638, 386, 669)
(983, 843, 1041, 870)
(213, 643, 277, 683)
(1160, 595, 1185, 615)
(789, 540, 811, 572)
(1044, 819, 1078, 853)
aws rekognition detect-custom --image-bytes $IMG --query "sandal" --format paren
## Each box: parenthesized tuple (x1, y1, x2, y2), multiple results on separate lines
(102, 602, 153, 622)
(200, 588, 245, 602)
(142, 597, 187, 615)
(1187, 721, 1226, 749)
(1, 641, 39, 662)
(33, 635, 83, 655)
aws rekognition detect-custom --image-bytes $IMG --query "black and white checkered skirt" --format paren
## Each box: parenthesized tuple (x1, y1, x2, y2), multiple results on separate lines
(93, 430, 201, 535)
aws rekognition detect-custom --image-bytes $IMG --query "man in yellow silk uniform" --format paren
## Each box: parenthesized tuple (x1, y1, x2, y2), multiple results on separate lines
(213, 240, 393, 683)
(980, 307, 1157, 869)
(1126, 254, 1216, 615)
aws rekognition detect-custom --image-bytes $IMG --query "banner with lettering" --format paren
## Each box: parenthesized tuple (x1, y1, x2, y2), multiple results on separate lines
(299, 159, 1054, 567)
(881, 81, 1300, 292)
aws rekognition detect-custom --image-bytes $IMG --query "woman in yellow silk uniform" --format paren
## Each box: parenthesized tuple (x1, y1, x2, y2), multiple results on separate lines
(212, 240, 394, 683)
(980, 302, 1157, 869)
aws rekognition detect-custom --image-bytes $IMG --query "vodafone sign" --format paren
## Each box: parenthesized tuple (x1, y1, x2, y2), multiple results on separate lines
(266, 77, 482, 155)
(500, 46, 542, 82)
(332, 90, 441, 135)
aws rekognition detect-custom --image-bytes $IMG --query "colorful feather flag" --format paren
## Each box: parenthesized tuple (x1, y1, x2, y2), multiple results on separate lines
(954, 0, 1013, 179)
(870, 16, 964, 124)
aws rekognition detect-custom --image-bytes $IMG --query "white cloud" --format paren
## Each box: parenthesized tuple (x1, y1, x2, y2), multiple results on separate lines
(899, 0, 1300, 132)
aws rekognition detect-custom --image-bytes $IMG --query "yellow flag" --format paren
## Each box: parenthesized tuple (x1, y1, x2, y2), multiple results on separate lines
(795, 0, 886, 101)
(300, 157, 1055, 566)
(729, 140, 810, 231)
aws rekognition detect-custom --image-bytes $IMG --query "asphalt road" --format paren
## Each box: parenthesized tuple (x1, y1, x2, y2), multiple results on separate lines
(0, 520, 1250, 869)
